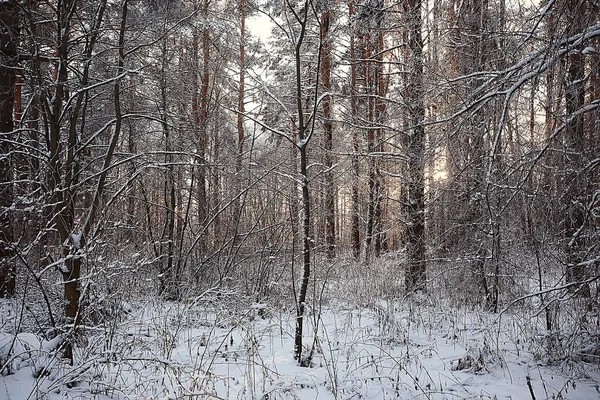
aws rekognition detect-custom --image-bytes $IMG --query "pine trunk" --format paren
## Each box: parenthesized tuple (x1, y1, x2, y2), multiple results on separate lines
(404, 0, 426, 292)
(0, 1, 18, 298)
(320, 7, 336, 259)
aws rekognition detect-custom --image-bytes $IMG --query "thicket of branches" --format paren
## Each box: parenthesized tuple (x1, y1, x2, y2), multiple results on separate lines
(0, 0, 598, 365)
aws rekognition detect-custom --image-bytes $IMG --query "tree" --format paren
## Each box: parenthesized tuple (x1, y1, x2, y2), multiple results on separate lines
(563, 0, 592, 296)
(0, 0, 18, 298)
(259, 0, 326, 364)
(404, 0, 426, 292)
(358, 0, 386, 262)
(348, 1, 361, 259)
(19, 0, 132, 363)
(444, 0, 492, 304)
(320, 0, 336, 259)
(234, 0, 247, 245)
(291, 0, 315, 364)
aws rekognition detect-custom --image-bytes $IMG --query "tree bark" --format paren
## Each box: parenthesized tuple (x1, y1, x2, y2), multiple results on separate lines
(445, 0, 490, 301)
(158, 23, 177, 299)
(292, 1, 312, 364)
(320, 4, 336, 259)
(404, 0, 426, 292)
(0, 1, 18, 298)
(233, 0, 246, 244)
(349, 3, 361, 259)
(563, 0, 589, 296)
(360, 3, 385, 262)
(192, 0, 209, 257)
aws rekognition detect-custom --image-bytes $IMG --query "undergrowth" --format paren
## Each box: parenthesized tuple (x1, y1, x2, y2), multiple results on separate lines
(1, 255, 600, 399)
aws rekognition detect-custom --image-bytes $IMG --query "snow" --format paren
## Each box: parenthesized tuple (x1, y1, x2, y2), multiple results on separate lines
(1, 296, 600, 399)
(70, 233, 82, 250)
(57, 262, 69, 274)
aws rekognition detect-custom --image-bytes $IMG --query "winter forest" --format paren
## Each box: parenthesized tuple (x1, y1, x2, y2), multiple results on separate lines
(0, 0, 599, 398)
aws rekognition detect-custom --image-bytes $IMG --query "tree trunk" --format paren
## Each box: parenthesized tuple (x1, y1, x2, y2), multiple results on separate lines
(446, 0, 490, 301)
(292, 2, 312, 364)
(486, 0, 507, 312)
(233, 0, 246, 246)
(563, 0, 589, 296)
(404, 0, 426, 292)
(374, 21, 387, 257)
(158, 26, 177, 299)
(360, 4, 385, 262)
(349, 3, 361, 259)
(363, 32, 380, 263)
(192, 0, 209, 257)
(320, 5, 336, 259)
(0, 1, 18, 298)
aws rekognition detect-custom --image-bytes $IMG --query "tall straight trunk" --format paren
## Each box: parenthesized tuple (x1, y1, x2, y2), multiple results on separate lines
(292, 2, 312, 365)
(213, 111, 221, 244)
(237, 0, 246, 165)
(234, 0, 246, 237)
(127, 78, 137, 227)
(486, 0, 506, 312)
(361, 6, 385, 262)
(320, 5, 335, 259)
(158, 27, 177, 298)
(363, 33, 379, 262)
(404, 0, 426, 292)
(0, 1, 18, 298)
(374, 24, 387, 257)
(192, 0, 209, 256)
(200, 0, 210, 225)
(289, 119, 300, 247)
(469, 0, 489, 302)
(542, 9, 564, 231)
(446, 0, 489, 300)
(349, 3, 361, 258)
(444, 0, 462, 254)
(563, 0, 589, 296)
(26, 0, 42, 210)
(590, 27, 600, 155)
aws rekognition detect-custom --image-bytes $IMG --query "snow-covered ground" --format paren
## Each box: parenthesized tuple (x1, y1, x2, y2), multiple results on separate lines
(2, 293, 599, 399)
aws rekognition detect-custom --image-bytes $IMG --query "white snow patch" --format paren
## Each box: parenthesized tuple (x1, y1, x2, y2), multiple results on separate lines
(1, 299, 600, 399)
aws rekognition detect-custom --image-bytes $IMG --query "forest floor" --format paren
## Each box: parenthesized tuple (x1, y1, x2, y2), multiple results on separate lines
(1, 291, 600, 399)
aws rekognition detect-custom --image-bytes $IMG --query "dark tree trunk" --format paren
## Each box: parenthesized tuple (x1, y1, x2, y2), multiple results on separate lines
(404, 0, 426, 292)
(158, 24, 177, 299)
(233, 0, 246, 244)
(563, 0, 589, 296)
(360, 4, 385, 262)
(363, 32, 382, 263)
(349, 3, 361, 258)
(293, 3, 312, 365)
(320, 6, 336, 259)
(0, 1, 18, 298)
(445, 0, 490, 301)
(188, 0, 210, 267)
